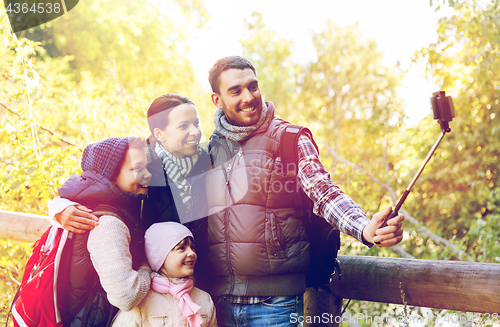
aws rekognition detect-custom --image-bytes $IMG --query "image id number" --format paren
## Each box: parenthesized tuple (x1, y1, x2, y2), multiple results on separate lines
(5, 2, 62, 14)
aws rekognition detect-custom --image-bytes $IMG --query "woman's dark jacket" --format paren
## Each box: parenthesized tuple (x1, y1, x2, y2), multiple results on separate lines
(144, 147, 212, 290)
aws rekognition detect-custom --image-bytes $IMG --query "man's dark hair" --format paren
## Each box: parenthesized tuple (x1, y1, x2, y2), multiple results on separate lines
(208, 56, 256, 94)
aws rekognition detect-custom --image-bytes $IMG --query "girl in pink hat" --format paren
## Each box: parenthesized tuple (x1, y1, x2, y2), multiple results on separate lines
(111, 222, 217, 327)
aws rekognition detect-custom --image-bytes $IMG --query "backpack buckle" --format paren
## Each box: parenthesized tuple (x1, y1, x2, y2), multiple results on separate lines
(330, 258, 342, 282)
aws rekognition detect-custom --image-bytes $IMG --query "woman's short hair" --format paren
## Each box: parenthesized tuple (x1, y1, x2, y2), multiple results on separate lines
(146, 94, 195, 142)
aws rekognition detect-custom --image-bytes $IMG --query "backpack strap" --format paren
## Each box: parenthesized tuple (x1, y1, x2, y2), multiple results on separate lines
(61, 279, 100, 326)
(280, 124, 342, 283)
(92, 204, 122, 220)
(280, 125, 319, 218)
(281, 125, 318, 178)
(91, 204, 135, 235)
(80, 280, 101, 326)
(5, 287, 21, 327)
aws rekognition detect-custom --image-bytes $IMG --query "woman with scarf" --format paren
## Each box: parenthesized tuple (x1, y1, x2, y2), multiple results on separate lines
(142, 94, 212, 290)
(49, 94, 213, 293)
(51, 94, 210, 228)
(143, 94, 210, 228)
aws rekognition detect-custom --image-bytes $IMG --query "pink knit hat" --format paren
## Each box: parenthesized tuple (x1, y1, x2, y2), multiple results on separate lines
(145, 222, 194, 272)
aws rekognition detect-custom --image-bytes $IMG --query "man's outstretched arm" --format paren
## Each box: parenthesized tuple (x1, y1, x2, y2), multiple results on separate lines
(296, 133, 404, 247)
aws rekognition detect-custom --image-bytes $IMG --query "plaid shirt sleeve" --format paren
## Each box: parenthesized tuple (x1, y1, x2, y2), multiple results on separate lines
(297, 133, 371, 243)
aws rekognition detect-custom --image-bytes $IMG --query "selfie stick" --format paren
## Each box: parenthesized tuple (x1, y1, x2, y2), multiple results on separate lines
(377, 91, 456, 234)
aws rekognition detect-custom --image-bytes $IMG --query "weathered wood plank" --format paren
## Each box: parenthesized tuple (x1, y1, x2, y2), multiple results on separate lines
(0, 210, 51, 243)
(330, 255, 500, 314)
(304, 289, 342, 327)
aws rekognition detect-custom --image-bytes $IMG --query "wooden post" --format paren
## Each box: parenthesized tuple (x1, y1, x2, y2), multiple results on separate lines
(304, 288, 342, 327)
(0, 210, 51, 242)
(330, 255, 500, 314)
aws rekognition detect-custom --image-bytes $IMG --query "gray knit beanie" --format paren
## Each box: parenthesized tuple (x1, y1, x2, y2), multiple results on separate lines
(81, 137, 132, 180)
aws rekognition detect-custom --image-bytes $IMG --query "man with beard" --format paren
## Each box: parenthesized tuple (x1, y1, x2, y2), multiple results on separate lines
(205, 55, 404, 327)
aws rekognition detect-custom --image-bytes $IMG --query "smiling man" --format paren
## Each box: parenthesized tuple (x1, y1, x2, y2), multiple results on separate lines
(211, 67, 263, 127)
(205, 55, 405, 327)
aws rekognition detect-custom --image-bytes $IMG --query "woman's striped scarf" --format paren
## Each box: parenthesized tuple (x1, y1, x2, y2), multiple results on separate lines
(155, 142, 200, 209)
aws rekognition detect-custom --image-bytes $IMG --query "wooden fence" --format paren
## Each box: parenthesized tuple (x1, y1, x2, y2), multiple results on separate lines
(330, 255, 500, 313)
(0, 209, 51, 242)
(2, 210, 500, 326)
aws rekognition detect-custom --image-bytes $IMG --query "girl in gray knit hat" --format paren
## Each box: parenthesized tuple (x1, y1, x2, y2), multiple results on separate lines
(52, 137, 152, 326)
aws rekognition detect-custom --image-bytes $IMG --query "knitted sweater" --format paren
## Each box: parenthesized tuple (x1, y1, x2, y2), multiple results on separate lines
(87, 215, 151, 311)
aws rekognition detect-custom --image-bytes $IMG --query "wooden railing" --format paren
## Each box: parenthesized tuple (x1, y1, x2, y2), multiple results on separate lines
(2, 210, 500, 325)
(0, 210, 51, 242)
(329, 255, 500, 314)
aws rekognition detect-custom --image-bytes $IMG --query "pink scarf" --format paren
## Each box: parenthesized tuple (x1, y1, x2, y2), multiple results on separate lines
(151, 276, 204, 327)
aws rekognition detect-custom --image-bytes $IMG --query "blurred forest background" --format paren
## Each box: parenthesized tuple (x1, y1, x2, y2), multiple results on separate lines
(1, 0, 499, 325)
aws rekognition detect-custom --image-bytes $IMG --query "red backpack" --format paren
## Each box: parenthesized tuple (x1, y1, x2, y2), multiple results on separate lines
(9, 206, 123, 327)
(10, 226, 69, 327)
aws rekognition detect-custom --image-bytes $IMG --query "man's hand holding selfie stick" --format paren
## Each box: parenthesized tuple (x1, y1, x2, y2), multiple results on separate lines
(363, 91, 456, 246)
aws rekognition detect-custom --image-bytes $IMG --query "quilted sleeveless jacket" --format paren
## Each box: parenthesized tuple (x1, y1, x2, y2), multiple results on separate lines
(57, 171, 146, 325)
(206, 103, 310, 296)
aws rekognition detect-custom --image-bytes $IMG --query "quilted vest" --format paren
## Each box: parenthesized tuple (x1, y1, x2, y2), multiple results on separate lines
(206, 110, 310, 297)
(57, 172, 147, 325)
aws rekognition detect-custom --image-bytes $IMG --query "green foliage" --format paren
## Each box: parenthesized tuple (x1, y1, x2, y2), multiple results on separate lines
(240, 12, 302, 119)
(410, 0, 500, 262)
(20, 0, 208, 92)
(1, 17, 81, 215)
(429, 0, 460, 10)
(15, 0, 214, 137)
